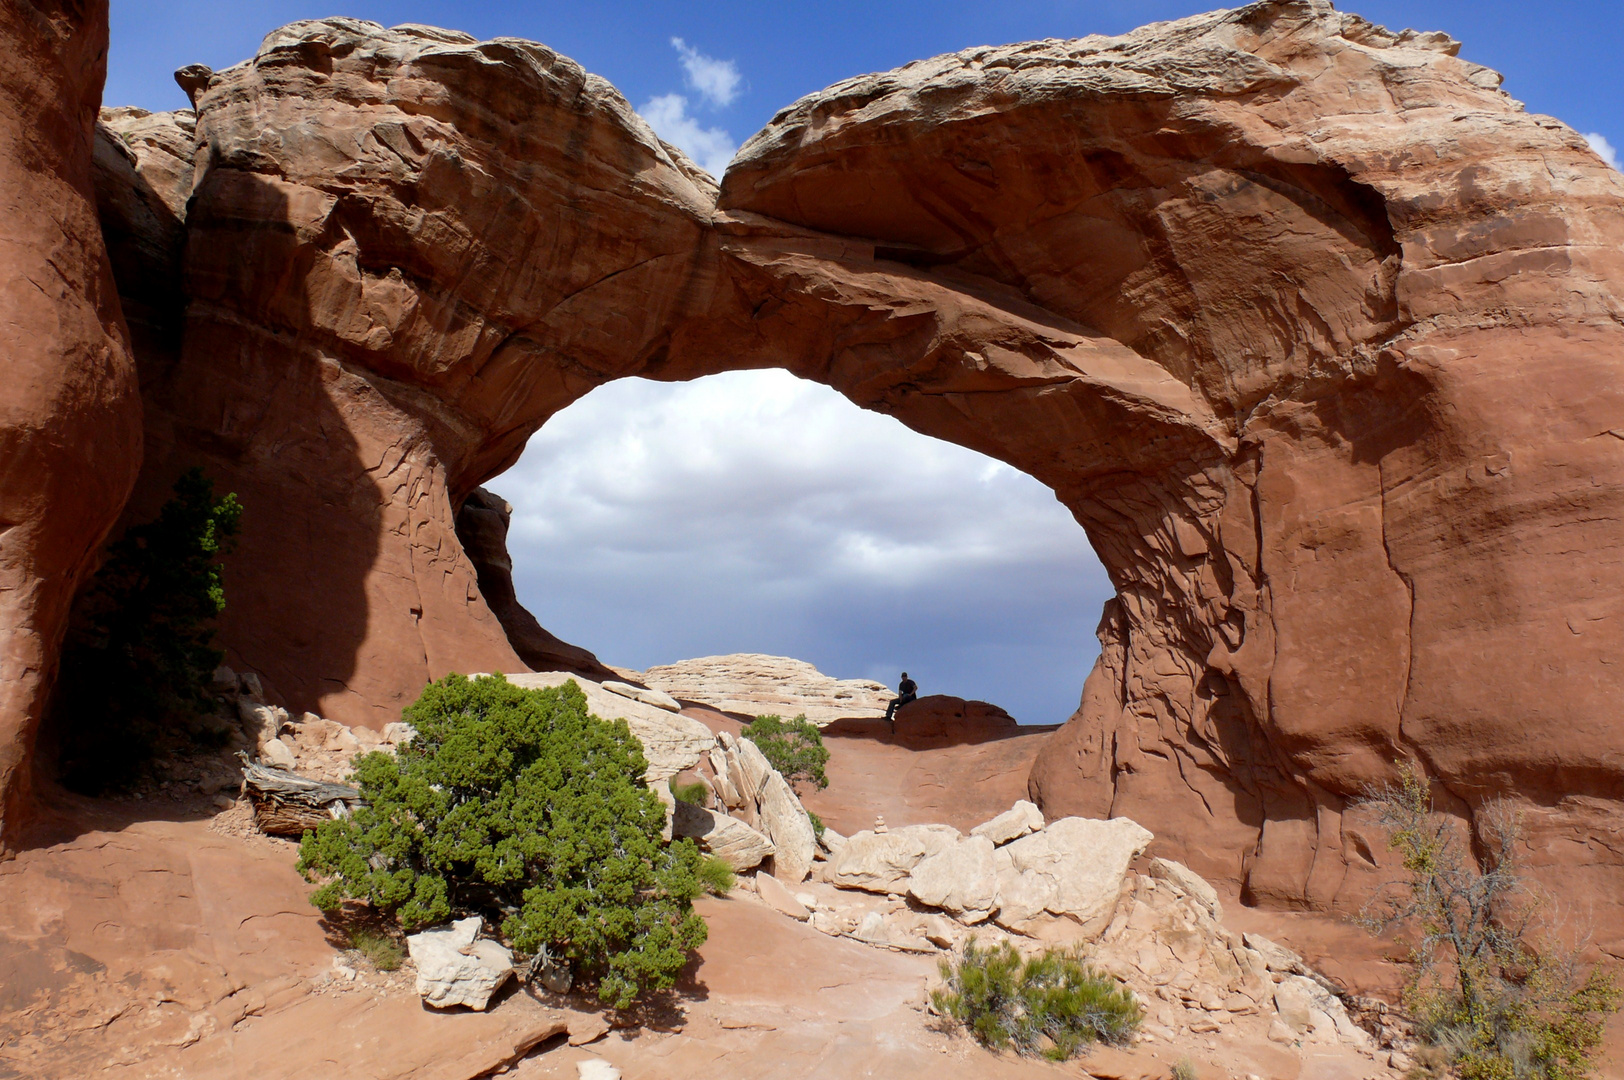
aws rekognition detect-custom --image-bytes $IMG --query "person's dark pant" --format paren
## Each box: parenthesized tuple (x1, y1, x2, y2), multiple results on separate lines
(884, 693, 916, 722)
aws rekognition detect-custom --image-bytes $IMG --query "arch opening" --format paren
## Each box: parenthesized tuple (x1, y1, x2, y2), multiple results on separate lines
(481, 368, 1115, 726)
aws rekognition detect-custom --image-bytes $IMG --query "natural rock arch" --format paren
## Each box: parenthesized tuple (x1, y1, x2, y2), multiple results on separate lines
(9, 2, 1620, 941)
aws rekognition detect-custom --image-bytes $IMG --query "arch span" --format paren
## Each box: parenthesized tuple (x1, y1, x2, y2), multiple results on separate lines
(75, 4, 1624, 931)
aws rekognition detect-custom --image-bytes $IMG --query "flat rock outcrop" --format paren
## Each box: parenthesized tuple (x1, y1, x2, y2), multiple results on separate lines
(0, 0, 143, 848)
(2, 0, 1610, 936)
(638, 654, 893, 724)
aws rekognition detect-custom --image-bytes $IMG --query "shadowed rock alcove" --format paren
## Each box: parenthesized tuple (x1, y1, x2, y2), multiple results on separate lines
(60, 7, 1624, 943)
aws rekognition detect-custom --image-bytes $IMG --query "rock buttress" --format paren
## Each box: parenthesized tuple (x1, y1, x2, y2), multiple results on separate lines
(0, 0, 143, 850)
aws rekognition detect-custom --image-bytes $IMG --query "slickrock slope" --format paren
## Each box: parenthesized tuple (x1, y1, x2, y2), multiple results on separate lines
(637, 654, 893, 724)
(38, 0, 1624, 934)
(0, 0, 142, 849)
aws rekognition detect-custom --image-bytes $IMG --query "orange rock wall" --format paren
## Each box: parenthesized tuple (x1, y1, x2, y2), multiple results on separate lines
(0, 0, 142, 850)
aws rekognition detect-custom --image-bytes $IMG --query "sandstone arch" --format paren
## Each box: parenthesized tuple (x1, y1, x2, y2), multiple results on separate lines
(5, 2, 1619, 944)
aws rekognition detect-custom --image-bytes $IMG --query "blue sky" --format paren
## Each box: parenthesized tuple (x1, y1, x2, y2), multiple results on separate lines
(105, 3, 1622, 723)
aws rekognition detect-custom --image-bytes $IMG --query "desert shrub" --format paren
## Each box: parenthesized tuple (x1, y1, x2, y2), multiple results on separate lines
(696, 855, 735, 896)
(55, 468, 242, 791)
(741, 713, 829, 789)
(297, 674, 708, 1008)
(669, 776, 710, 806)
(1170, 1058, 1199, 1080)
(1359, 765, 1621, 1080)
(931, 938, 1141, 1061)
(807, 809, 826, 839)
(347, 928, 404, 972)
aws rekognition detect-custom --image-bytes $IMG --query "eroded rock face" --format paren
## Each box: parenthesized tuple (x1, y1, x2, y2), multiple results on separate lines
(75, 4, 1624, 937)
(0, 0, 143, 848)
(712, 2, 1624, 932)
(93, 20, 716, 730)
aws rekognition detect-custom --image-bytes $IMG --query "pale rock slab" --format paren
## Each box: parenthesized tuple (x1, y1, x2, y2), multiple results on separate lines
(994, 817, 1153, 935)
(969, 799, 1045, 845)
(907, 834, 998, 922)
(1148, 856, 1223, 921)
(408, 917, 513, 1010)
(1243, 932, 1305, 974)
(577, 1061, 621, 1080)
(640, 653, 892, 725)
(729, 733, 774, 805)
(758, 770, 817, 883)
(671, 801, 775, 871)
(754, 871, 810, 921)
(828, 824, 961, 894)
(601, 679, 681, 712)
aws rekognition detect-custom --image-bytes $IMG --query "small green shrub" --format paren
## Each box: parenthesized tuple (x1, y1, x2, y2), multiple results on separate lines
(807, 809, 826, 839)
(1360, 765, 1622, 1080)
(1171, 1057, 1199, 1080)
(741, 714, 829, 789)
(347, 928, 404, 971)
(56, 468, 242, 791)
(931, 938, 1141, 1061)
(669, 776, 710, 806)
(696, 855, 735, 896)
(297, 674, 708, 1009)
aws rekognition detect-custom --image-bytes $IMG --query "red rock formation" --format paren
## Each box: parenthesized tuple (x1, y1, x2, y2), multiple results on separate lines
(94, 21, 718, 726)
(0, 0, 142, 849)
(712, 2, 1624, 944)
(76, 3, 1624, 939)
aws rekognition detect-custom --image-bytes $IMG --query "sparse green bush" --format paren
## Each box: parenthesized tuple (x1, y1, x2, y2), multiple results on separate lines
(347, 928, 404, 971)
(741, 713, 829, 789)
(297, 674, 708, 1009)
(56, 468, 242, 791)
(696, 855, 735, 896)
(669, 776, 710, 806)
(1171, 1057, 1199, 1080)
(1360, 765, 1621, 1080)
(807, 809, 826, 839)
(931, 938, 1141, 1061)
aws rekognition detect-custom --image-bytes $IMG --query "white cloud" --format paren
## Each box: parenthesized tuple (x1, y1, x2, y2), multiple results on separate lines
(1584, 132, 1620, 170)
(671, 37, 741, 107)
(489, 370, 1115, 724)
(638, 92, 737, 178)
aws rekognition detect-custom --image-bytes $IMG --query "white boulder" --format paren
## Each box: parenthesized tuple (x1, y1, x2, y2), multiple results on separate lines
(993, 816, 1152, 935)
(758, 770, 817, 883)
(407, 917, 513, 1010)
(754, 871, 811, 921)
(970, 800, 1045, 845)
(907, 834, 999, 922)
(601, 680, 682, 712)
(258, 736, 297, 771)
(671, 802, 775, 871)
(828, 824, 961, 895)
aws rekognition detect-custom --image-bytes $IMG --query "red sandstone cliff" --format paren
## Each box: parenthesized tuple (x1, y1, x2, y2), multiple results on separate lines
(0, 0, 142, 850)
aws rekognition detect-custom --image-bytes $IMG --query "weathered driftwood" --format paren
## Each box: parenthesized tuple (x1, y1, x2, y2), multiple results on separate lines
(238, 753, 363, 837)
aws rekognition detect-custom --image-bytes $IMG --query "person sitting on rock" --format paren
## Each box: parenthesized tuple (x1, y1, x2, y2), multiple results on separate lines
(884, 672, 918, 722)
